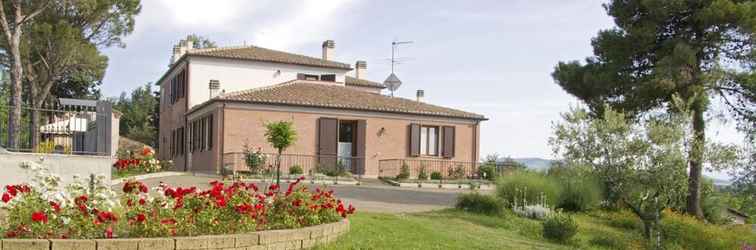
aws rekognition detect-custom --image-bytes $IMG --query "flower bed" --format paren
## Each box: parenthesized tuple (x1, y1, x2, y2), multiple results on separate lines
(1, 163, 355, 240)
(113, 147, 170, 179)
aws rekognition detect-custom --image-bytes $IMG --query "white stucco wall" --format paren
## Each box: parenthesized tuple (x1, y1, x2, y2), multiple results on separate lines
(0, 149, 112, 188)
(187, 57, 350, 108)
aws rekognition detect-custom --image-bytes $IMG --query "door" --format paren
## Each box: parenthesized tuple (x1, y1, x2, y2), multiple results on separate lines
(318, 118, 339, 169)
(338, 121, 356, 172)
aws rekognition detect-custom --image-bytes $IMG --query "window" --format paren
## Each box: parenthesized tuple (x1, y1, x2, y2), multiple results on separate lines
(189, 114, 214, 153)
(200, 117, 206, 151)
(169, 69, 187, 104)
(178, 127, 185, 156)
(207, 115, 213, 150)
(420, 126, 438, 156)
(170, 130, 176, 157)
(339, 121, 354, 143)
(321, 74, 336, 82)
(297, 73, 319, 81)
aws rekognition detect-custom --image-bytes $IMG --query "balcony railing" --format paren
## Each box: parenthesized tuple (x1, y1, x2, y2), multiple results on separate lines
(223, 152, 365, 178)
(378, 158, 485, 180)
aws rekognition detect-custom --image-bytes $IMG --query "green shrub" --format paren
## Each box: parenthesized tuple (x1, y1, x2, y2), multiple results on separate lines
(542, 212, 578, 242)
(606, 210, 641, 230)
(548, 166, 602, 212)
(447, 165, 465, 179)
(455, 193, 503, 215)
(417, 166, 429, 180)
(478, 164, 496, 180)
(317, 162, 348, 177)
(430, 171, 442, 180)
(289, 165, 303, 175)
(659, 210, 755, 250)
(396, 163, 410, 179)
(556, 177, 601, 212)
(496, 170, 560, 207)
(589, 234, 626, 249)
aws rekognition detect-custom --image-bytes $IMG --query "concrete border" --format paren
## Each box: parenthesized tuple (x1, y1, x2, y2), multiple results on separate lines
(111, 171, 191, 185)
(380, 178, 494, 190)
(0, 219, 349, 250)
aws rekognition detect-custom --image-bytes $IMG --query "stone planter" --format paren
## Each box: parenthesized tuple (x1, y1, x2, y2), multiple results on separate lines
(0, 219, 349, 250)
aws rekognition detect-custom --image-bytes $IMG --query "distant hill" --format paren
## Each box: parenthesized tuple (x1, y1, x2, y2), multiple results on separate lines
(512, 158, 554, 171)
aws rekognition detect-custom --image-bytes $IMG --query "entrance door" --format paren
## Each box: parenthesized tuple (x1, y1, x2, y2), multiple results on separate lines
(338, 121, 355, 172)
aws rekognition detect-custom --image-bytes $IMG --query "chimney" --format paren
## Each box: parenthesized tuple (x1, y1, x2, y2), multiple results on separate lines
(416, 90, 425, 102)
(355, 61, 367, 79)
(322, 40, 335, 60)
(185, 39, 194, 51)
(209, 79, 220, 98)
(169, 39, 194, 66)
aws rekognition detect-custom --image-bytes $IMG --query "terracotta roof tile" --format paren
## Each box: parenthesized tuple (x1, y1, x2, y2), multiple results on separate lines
(217, 80, 485, 120)
(344, 76, 386, 89)
(187, 46, 352, 70)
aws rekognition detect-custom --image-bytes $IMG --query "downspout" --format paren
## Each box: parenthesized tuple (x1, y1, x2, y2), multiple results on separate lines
(473, 120, 479, 163)
(184, 60, 191, 172)
(219, 102, 226, 175)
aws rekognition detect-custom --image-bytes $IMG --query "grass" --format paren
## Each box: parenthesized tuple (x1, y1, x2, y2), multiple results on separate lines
(316, 208, 756, 250)
(315, 210, 566, 250)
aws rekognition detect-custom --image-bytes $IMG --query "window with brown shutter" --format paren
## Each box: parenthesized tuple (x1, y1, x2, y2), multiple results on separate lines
(442, 126, 455, 158)
(409, 124, 420, 157)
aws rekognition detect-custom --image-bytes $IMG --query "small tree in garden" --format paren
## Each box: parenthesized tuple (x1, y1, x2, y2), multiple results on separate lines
(264, 121, 297, 187)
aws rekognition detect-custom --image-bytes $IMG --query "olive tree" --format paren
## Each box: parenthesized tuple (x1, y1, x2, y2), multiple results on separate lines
(264, 121, 296, 187)
(550, 105, 739, 247)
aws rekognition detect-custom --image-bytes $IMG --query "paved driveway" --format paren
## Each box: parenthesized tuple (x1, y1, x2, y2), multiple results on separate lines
(116, 175, 486, 213)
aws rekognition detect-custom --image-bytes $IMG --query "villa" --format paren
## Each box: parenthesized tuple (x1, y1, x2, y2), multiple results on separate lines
(157, 37, 486, 177)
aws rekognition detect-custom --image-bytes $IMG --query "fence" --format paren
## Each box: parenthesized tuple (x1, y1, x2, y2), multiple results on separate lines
(0, 98, 115, 156)
(223, 152, 365, 177)
(378, 158, 484, 180)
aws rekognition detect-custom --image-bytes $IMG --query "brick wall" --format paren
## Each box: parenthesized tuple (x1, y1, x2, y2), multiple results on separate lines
(0, 219, 349, 250)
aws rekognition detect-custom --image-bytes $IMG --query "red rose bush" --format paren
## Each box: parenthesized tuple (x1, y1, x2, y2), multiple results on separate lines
(114, 147, 167, 177)
(2, 163, 354, 239)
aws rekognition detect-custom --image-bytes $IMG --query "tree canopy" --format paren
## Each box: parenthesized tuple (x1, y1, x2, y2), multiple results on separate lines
(113, 82, 158, 147)
(551, 0, 756, 218)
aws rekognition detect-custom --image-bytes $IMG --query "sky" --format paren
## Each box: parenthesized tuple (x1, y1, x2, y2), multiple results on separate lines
(101, 0, 746, 179)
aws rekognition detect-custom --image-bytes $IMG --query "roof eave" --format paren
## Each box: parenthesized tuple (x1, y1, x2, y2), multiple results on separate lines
(156, 53, 353, 86)
(190, 54, 353, 70)
(194, 98, 486, 121)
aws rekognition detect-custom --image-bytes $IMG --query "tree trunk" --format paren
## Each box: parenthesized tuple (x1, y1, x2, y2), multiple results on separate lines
(29, 86, 40, 150)
(642, 219, 653, 240)
(275, 148, 282, 187)
(7, 32, 22, 150)
(686, 103, 705, 219)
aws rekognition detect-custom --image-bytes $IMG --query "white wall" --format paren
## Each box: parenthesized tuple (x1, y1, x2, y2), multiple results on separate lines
(187, 57, 350, 108)
(0, 150, 112, 188)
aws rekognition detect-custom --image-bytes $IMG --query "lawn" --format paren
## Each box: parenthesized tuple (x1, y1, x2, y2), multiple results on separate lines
(316, 209, 754, 249)
(315, 209, 650, 250)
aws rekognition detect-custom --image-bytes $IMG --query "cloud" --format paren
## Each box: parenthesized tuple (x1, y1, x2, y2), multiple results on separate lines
(248, 0, 356, 50)
(152, 0, 258, 28)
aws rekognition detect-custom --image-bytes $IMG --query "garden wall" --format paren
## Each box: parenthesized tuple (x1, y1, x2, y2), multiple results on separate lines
(0, 148, 112, 188)
(0, 219, 349, 250)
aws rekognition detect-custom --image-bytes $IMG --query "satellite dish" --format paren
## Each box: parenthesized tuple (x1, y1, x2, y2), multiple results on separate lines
(383, 73, 402, 97)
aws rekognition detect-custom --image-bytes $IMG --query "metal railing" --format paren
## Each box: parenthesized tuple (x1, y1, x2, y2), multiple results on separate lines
(0, 99, 114, 155)
(223, 152, 365, 178)
(378, 158, 484, 180)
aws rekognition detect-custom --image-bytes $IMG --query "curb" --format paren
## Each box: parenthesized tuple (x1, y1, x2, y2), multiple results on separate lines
(111, 171, 190, 185)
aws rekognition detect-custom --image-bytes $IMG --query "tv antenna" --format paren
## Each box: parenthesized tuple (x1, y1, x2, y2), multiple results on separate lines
(383, 39, 413, 97)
